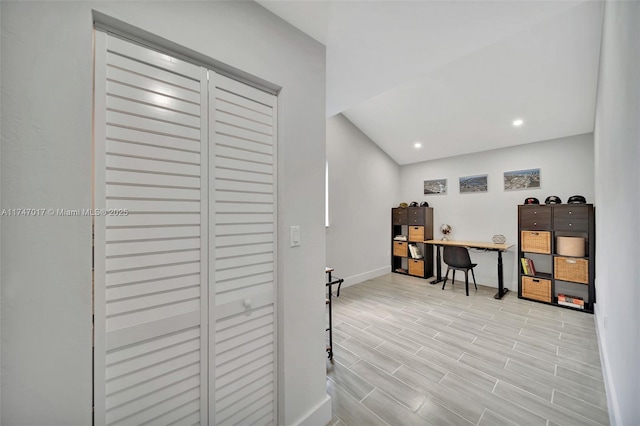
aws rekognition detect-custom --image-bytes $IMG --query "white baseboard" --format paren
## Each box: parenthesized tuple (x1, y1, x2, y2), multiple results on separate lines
(291, 394, 331, 426)
(595, 304, 620, 426)
(339, 266, 389, 288)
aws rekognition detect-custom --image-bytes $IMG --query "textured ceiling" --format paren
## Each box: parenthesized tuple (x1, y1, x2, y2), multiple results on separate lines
(258, 0, 603, 165)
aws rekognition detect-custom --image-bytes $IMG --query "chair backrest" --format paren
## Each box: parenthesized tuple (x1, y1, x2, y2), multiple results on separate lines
(443, 245, 473, 268)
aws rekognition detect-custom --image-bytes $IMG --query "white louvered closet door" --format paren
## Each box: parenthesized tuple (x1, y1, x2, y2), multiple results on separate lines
(210, 73, 277, 425)
(94, 31, 277, 425)
(94, 32, 209, 425)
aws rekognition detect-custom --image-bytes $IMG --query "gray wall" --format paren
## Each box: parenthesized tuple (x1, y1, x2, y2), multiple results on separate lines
(326, 114, 400, 285)
(593, 1, 640, 424)
(0, 2, 328, 425)
(400, 134, 594, 288)
(326, 120, 594, 292)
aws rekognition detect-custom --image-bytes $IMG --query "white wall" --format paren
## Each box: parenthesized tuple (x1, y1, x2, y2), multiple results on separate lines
(400, 134, 594, 289)
(593, 1, 640, 424)
(326, 115, 400, 286)
(0, 2, 328, 425)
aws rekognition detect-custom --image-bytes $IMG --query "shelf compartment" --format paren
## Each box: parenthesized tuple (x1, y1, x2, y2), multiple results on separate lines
(554, 257, 589, 284)
(521, 276, 551, 303)
(556, 236, 586, 257)
(393, 241, 408, 257)
(408, 259, 424, 276)
(521, 230, 551, 254)
(408, 226, 424, 242)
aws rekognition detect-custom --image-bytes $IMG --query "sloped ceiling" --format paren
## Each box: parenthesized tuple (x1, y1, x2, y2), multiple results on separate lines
(258, 0, 603, 165)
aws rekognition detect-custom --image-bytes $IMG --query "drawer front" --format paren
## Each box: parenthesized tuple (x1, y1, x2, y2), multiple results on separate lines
(521, 276, 551, 302)
(392, 208, 408, 225)
(393, 241, 408, 257)
(408, 259, 424, 276)
(521, 231, 551, 254)
(407, 207, 424, 225)
(553, 205, 589, 231)
(554, 256, 589, 284)
(520, 205, 552, 229)
(408, 226, 425, 242)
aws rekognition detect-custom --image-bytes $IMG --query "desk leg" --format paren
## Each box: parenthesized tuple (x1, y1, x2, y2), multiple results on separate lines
(494, 251, 509, 299)
(429, 245, 444, 285)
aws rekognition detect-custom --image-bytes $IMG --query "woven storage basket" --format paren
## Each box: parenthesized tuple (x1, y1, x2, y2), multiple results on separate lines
(521, 231, 551, 254)
(521, 276, 551, 302)
(393, 241, 408, 257)
(408, 259, 424, 276)
(408, 226, 424, 242)
(554, 257, 589, 284)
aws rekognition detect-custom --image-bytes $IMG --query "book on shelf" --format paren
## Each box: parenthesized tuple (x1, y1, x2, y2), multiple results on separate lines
(409, 244, 423, 259)
(558, 294, 585, 306)
(558, 300, 585, 309)
(527, 258, 536, 275)
(520, 257, 536, 275)
(394, 235, 407, 241)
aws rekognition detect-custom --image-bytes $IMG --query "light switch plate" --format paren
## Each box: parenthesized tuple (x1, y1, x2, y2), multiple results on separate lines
(290, 226, 301, 247)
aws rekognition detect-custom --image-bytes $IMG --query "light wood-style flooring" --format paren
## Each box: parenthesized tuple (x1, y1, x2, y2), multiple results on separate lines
(326, 273, 609, 426)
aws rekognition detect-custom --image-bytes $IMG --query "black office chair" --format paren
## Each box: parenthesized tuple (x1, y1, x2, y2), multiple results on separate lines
(442, 246, 477, 296)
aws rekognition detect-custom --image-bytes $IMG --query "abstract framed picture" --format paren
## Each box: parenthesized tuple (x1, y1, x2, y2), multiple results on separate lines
(459, 174, 488, 194)
(503, 168, 541, 191)
(424, 178, 447, 195)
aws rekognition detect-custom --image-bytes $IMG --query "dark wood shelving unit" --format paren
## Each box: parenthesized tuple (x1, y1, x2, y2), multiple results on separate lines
(518, 204, 595, 313)
(391, 207, 434, 279)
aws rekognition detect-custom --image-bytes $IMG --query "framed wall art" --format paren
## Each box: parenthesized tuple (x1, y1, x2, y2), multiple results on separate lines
(424, 178, 447, 195)
(504, 168, 541, 191)
(459, 174, 488, 193)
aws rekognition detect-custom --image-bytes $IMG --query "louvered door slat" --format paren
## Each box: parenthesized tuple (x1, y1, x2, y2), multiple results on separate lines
(107, 126, 201, 152)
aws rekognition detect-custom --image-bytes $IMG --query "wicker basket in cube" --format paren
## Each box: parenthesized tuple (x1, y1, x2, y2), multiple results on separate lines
(408, 259, 424, 276)
(393, 241, 408, 257)
(554, 257, 589, 284)
(521, 231, 551, 254)
(521, 276, 551, 302)
(408, 226, 424, 242)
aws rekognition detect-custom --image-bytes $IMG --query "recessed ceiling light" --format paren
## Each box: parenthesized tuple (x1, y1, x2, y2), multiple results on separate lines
(414, 142, 423, 148)
(513, 119, 524, 127)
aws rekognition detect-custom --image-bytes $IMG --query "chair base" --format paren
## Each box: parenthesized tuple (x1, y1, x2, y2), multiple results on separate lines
(442, 266, 477, 296)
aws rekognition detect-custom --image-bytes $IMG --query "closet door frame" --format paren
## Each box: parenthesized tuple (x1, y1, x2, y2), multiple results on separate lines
(93, 26, 279, 425)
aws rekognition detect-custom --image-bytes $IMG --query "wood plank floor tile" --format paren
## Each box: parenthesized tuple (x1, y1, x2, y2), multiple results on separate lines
(459, 353, 553, 401)
(505, 357, 608, 410)
(362, 389, 435, 426)
(326, 378, 387, 426)
(493, 379, 604, 426)
(349, 360, 426, 412)
(477, 409, 520, 426)
(439, 372, 547, 426)
(326, 274, 608, 426)
(552, 389, 610, 426)
(417, 396, 475, 426)
(326, 359, 375, 401)
(339, 337, 402, 374)
(392, 365, 486, 424)
(375, 342, 447, 383)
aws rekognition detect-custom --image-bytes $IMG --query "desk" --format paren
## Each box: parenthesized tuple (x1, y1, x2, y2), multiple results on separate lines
(424, 240, 513, 300)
